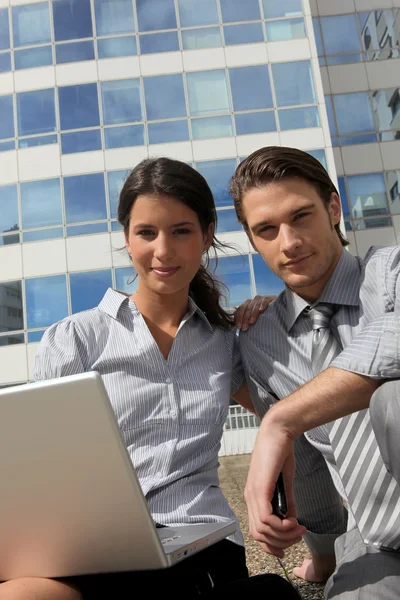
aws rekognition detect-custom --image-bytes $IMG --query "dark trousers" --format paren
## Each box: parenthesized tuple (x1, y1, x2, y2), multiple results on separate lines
(68, 540, 301, 599)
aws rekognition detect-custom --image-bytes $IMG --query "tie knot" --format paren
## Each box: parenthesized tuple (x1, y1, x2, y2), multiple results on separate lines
(307, 303, 336, 331)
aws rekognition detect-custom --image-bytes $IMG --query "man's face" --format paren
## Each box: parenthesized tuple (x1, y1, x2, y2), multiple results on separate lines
(242, 177, 343, 303)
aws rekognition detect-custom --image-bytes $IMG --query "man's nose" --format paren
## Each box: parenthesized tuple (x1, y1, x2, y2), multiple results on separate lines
(279, 225, 302, 253)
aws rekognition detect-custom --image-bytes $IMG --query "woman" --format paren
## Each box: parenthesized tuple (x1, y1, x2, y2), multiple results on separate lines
(6, 158, 300, 600)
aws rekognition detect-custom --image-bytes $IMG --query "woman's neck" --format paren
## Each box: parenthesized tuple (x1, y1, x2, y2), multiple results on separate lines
(131, 285, 190, 328)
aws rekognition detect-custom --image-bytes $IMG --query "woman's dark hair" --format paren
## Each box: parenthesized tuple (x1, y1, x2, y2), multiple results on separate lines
(229, 146, 348, 247)
(118, 157, 235, 330)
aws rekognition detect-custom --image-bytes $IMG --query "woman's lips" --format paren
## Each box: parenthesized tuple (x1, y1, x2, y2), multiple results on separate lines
(151, 267, 180, 278)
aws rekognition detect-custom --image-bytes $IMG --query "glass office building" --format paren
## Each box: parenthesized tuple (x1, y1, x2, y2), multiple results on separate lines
(0, 0, 399, 386)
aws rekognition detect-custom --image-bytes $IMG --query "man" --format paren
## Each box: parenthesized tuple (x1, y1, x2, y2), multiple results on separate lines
(230, 146, 400, 599)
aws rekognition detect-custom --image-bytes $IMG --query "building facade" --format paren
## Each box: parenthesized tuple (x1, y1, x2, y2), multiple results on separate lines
(0, 0, 399, 395)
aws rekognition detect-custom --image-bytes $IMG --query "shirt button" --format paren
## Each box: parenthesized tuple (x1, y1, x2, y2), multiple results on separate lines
(170, 409, 176, 417)
(165, 377, 171, 383)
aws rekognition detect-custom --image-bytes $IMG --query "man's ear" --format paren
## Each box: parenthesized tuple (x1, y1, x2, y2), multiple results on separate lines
(329, 193, 342, 226)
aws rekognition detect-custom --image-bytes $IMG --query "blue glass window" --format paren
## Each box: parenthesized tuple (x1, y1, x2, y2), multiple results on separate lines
(139, 31, 179, 54)
(338, 177, 351, 220)
(111, 220, 122, 232)
(21, 178, 62, 229)
(307, 148, 327, 170)
(216, 208, 241, 233)
(252, 254, 284, 296)
(187, 70, 229, 116)
(0, 140, 15, 152)
(17, 88, 56, 136)
(196, 159, 236, 208)
(28, 330, 45, 343)
(235, 111, 276, 135)
(262, 0, 303, 19)
(53, 0, 93, 41)
(220, 0, 260, 22)
(104, 124, 145, 149)
(0, 230, 19, 246)
(333, 92, 374, 135)
(136, 0, 176, 32)
(107, 170, 127, 219)
(347, 173, 389, 219)
(192, 115, 233, 139)
(210, 255, 251, 307)
(324, 95, 337, 136)
(63, 173, 107, 224)
(18, 134, 57, 149)
(148, 120, 189, 144)
(0, 334, 24, 346)
(0, 184, 19, 234)
(229, 65, 273, 111)
(61, 130, 102, 154)
(0, 8, 10, 50)
(97, 36, 137, 58)
(144, 74, 186, 120)
(15, 46, 52, 69)
(115, 267, 138, 294)
(23, 228, 63, 242)
(181, 27, 221, 50)
(56, 41, 95, 64)
(0, 52, 11, 73)
(0, 281, 23, 332)
(12, 3, 51, 47)
(340, 134, 377, 145)
(272, 60, 316, 107)
(178, 0, 218, 27)
(25, 274, 68, 329)
(312, 17, 324, 57)
(0, 95, 14, 140)
(101, 79, 142, 125)
(67, 223, 108, 236)
(278, 106, 320, 130)
(320, 15, 361, 55)
(224, 23, 264, 45)
(266, 18, 306, 41)
(70, 270, 112, 314)
(59, 83, 100, 130)
(94, 0, 135, 36)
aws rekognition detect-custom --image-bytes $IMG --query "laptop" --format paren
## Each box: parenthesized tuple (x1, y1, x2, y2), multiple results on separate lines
(0, 371, 236, 581)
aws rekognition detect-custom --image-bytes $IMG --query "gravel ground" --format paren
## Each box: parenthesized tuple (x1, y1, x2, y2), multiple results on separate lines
(219, 454, 324, 600)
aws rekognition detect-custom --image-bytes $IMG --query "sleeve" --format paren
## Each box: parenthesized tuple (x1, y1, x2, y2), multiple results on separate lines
(34, 319, 90, 381)
(230, 331, 246, 395)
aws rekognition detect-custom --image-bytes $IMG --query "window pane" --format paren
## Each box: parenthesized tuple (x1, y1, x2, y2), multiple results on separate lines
(210, 255, 251, 307)
(61, 129, 102, 154)
(28, 330, 45, 343)
(266, 18, 306, 41)
(229, 65, 273, 111)
(216, 208, 241, 233)
(107, 170, 127, 218)
(0, 230, 19, 246)
(94, 0, 135, 36)
(14, 46, 52, 69)
(136, 0, 176, 31)
(235, 111, 276, 135)
(104, 124, 145, 148)
(320, 15, 361, 55)
(17, 88, 56, 136)
(337, 177, 350, 219)
(64, 173, 107, 224)
(59, 83, 100, 130)
(0, 334, 24, 346)
(56, 40, 95, 64)
(220, 0, 260, 22)
(341, 133, 377, 145)
(0, 184, 19, 234)
(272, 60, 316, 107)
(187, 70, 229, 116)
(25, 274, 68, 329)
(70, 270, 112, 314)
(178, 0, 218, 27)
(333, 92, 374, 135)
(312, 17, 324, 56)
(18, 134, 57, 149)
(23, 228, 63, 242)
(196, 159, 236, 207)
(192, 115, 232, 139)
(97, 36, 137, 58)
(388, 170, 400, 214)
(324, 95, 337, 136)
(252, 254, 284, 296)
(101, 79, 142, 125)
(148, 120, 189, 144)
(12, 2, 51, 47)
(0, 140, 15, 152)
(371, 87, 400, 139)
(53, 0, 93, 41)
(139, 31, 179, 54)
(224, 23, 264, 45)
(67, 222, 108, 236)
(144, 74, 186, 120)
(0, 52, 11, 73)
(21, 178, 62, 229)
(0, 95, 14, 140)
(307, 148, 327, 169)
(0, 8, 10, 50)
(263, 0, 302, 18)
(0, 281, 23, 333)
(278, 106, 319, 130)
(115, 266, 138, 293)
(347, 173, 389, 219)
(182, 27, 221, 50)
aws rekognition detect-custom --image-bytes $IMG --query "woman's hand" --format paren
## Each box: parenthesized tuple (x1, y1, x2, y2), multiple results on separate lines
(235, 295, 276, 331)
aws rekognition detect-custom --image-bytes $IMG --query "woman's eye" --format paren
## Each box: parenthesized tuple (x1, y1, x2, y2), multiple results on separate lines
(174, 228, 191, 235)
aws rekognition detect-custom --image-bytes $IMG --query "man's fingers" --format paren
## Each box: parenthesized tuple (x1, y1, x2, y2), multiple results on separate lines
(234, 299, 250, 328)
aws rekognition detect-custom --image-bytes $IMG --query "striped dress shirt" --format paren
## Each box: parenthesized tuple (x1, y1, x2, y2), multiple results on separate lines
(237, 246, 400, 554)
(34, 289, 245, 546)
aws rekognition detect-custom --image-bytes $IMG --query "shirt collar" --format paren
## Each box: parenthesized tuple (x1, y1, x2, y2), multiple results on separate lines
(285, 249, 361, 332)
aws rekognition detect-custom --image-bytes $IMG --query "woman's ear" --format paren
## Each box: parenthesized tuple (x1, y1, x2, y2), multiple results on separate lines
(203, 223, 215, 252)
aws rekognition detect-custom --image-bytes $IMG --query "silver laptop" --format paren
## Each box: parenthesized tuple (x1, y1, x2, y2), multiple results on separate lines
(0, 371, 236, 581)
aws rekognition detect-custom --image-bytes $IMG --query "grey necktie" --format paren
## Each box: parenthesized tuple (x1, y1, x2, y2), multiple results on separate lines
(308, 304, 400, 549)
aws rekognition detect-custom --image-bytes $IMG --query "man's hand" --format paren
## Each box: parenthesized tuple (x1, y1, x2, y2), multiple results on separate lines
(244, 416, 306, 558)
(235, 295, 276, 331)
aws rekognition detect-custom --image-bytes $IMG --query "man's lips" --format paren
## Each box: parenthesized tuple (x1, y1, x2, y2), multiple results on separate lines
(283, 254, 313, 267)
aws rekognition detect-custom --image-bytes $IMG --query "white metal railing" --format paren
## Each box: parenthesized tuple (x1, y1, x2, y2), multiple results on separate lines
(219, 405, 260, 456)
